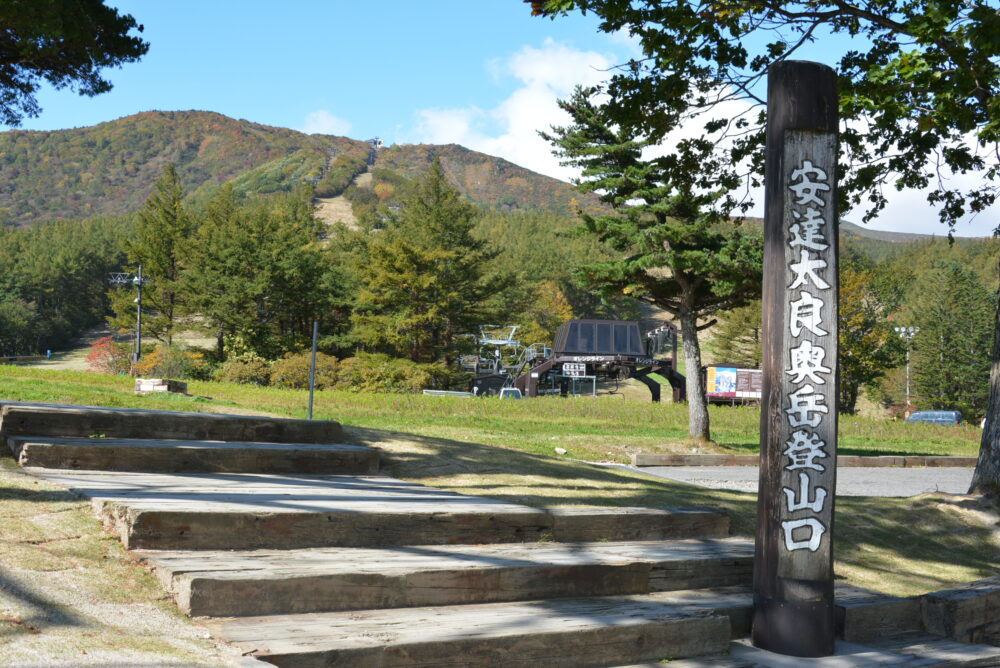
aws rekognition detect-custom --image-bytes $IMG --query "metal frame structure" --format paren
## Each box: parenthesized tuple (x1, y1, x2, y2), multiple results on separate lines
(510, 319, 685, 403)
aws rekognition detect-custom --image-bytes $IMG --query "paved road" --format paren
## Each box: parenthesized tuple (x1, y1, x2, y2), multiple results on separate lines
(626, 465, 974, 497)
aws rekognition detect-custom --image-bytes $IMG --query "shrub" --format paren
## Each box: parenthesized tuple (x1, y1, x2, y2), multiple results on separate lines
(86, 336, 132, 375)
(133, 345, 210, 380)
(270, 352, 338, 390)
(214, 353, 272, 386)
(334, 353, 451, 393)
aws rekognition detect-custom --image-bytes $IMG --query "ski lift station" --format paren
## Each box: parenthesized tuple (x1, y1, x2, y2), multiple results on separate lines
(466, 320, 686, 402)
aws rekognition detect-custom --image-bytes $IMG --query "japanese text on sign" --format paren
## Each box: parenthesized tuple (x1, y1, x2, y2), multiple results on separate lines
(782, 159, 833, 553)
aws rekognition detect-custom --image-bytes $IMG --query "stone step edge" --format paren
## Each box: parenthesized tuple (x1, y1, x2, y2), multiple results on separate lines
(615, 631, 1000, 668)
(9, 435, 380, 475)
(632, 453, 977, 468)
(204, 592, 737, 668)
(8, 435, 375, 451)
(0, 402, 343, 446)
(137, 539, 754, 617)
(100, 502, 732, 550)
(199, 586, 921, 666)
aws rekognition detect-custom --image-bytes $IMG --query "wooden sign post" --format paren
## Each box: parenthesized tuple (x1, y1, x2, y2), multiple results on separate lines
(752, 60, 839, 657)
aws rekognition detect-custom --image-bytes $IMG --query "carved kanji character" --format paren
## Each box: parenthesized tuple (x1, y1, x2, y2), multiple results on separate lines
(789, 249, 830, 290)
(786, 340, 832, 385)
(783, 430, 828, 472)
(783, 472, 828, 513)
(789, 207, 828, 251)
(786, 384, 829, 428)
(789, 291, 828, 337)
(781, 518, 827, 552)
(788, 160, 830, 207)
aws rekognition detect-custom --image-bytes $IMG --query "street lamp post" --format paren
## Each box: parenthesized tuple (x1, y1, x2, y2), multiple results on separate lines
(109, 264, 147, 374)
(894, 326, 919, 414)
(133, 264, 144, 367)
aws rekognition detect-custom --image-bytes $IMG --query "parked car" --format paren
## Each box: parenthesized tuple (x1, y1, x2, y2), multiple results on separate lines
(906, 410, 962, 425)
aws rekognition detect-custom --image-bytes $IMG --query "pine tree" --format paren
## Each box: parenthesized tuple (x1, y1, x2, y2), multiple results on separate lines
(544, 87, 764, 443)
(351, 158, 497, 365)
(183, 186, 346, 359)
(911, 262, 995, 418)
(707, 302, 762, 369)
(112, 164, 192, 344)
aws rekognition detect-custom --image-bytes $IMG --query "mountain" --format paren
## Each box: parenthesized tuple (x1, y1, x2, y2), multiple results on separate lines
(838, 220, 973, 242)
(0, 111, 596, 227)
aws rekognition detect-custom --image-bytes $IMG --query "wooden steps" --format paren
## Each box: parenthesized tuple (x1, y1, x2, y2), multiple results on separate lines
(137, 538, 754, 616)
(8, 436, 379, 474)
(0, 402, 343, 447)
(28, 469, 730, 550)
(204, 591, 736, 668)
(9, 401, 1000, 667)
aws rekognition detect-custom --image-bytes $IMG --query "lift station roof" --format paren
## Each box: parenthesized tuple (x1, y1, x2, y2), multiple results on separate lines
(553, 320, 645, 357)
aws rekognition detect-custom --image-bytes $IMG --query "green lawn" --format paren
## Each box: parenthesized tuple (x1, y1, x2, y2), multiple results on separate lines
(0, 364, 996, 600)
(0, 365, 981, 462)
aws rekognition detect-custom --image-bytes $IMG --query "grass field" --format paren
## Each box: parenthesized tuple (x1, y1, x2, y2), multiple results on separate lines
(0, 364, 995, 601)
(0, 365, 981, 463)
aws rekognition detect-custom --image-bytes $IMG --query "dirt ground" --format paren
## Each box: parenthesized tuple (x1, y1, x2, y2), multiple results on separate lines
(0, 460, 255, 667)
(19, 328, 217, 373)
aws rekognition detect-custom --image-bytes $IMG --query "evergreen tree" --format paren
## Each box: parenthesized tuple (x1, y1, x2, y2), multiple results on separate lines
(544, 87, 763, 443)
(707, 301, 762, 369)
(910, 262, 995, 418)
(112, 165, 192, 344)
(183, 186, 346, 359)
(532, 0, 1000, 495)
(351, 158, 497, 365)
(0, 1, 147, 126)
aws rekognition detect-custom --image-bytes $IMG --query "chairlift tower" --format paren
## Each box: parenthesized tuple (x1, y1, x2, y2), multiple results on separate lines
(109, 265, 149, 371)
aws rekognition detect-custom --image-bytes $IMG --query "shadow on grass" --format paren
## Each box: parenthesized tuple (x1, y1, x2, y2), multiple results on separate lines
(834, 494, 1000, 593)
(346, 425, 761, 536)
(0, 571, 89, 639)
(347, 425, 1000, 596)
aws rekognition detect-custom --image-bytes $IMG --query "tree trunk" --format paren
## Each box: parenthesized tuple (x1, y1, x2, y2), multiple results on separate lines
(678, 310, 711, 443)
(969, 276, 1000, 497)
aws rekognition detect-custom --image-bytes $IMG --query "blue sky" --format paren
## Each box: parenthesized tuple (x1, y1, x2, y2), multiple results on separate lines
(15, 1, 996, 237)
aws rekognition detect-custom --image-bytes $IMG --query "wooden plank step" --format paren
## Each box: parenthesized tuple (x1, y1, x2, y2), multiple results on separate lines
(0, 402, 342, 447)
(836, 583, 921, 643)
(30, 470, 730, 550)
(205, 592, 734, 668)
(868, 631, 1000, 666)
(137, 538, 754, 616)
(8, 436, 379, 475)
(721, 633, 1000, 666)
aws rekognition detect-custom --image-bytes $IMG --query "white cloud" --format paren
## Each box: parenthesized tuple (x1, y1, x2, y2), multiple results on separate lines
(847, 166, 999, 238)
(408, 39, 615, 183)
(301, 110, 352, 136)
(408, 40, 998, 238)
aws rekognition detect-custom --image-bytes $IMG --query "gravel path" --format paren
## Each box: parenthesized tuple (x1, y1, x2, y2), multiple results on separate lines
(627, 465, 974, 497)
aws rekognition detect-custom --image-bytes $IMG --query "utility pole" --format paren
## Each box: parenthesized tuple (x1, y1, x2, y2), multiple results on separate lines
(133, 264, 144, 368)
(109, 264, 147, 374)
(894, 326, 919, 415)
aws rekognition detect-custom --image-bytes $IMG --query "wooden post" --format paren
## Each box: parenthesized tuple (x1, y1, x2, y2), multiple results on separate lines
(752, 60, 839, 657)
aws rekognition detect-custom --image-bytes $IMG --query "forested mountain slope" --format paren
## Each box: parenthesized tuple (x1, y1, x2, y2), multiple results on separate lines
(0, 111, 600, 227)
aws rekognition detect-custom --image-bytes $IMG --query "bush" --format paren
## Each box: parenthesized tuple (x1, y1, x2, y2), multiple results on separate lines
(86, 336, 132, 375)
(334, 353, 451, 393)
(214, 353, 272, 386)
(270, 352, 338, 390)
(132, 345, 210, 380)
